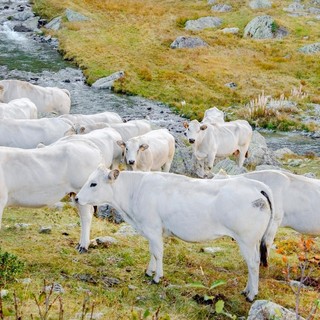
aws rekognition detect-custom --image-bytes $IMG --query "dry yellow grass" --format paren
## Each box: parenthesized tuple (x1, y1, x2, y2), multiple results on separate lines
(32, 0, 320, 121)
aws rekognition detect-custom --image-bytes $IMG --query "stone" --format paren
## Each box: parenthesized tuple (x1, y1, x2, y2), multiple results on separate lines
(115, 224, 138, 237)
(208, 0, 216, 4)
(12, 11, 34, 21)
(170, 36, 209, 49)
(304, 172, 316, 178)
(274, 147, 295, 159)
(255, 164, 282, 171)
(91, 71, 125, 89)
(211, 4, 232, 12)
(0, 289, 8, 298)
(45, 283, 65, 293)
(283, 3, 305, 13)
(249, 0, 272, 10)
(45, 16, 62, 31)
(21, 16, 40, 32)
(185, 16, 222, 31)
(201, 247, 223, 254)
(212, 158, 248, 175)
(65, 8, 89, 22)
(244, 15, 288, 39)
(225, 82, 237, 88)
(39, 226, 52, 234)
(15, 223, 31, 228)
(95, 236, 118, 246)
(247, 300, 305, 320)
(221, 27, 239, 34)
(298, 42, 320, 54)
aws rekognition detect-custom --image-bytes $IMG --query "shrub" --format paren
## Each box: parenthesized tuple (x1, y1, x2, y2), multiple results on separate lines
(0, 249, 25, 286)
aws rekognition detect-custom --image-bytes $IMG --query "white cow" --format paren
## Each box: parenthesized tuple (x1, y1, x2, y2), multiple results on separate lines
(0, 118, 75, 148)
(0, 98, 38, 119)
(52, 127, 123, 169)
(184, 119, 252, 178)
(0, 79, 71, 114)
(118, 128, 175, 172)
(108, 119, 152, 142)
(75, 167, 274, 301)
(59, 111, 123, 127)
(202, 107, 225, 124)
(214, 169, 320, 252)
(0, 140, 104, 249)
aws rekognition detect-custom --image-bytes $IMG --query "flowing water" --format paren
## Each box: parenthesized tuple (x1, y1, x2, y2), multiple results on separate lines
(0, 0, 319, 163)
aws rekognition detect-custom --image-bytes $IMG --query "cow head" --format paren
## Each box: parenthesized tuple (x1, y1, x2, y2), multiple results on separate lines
(184, 120, 207, 144)
(123, 138, 149, 167)
(75, 165, 120, 206)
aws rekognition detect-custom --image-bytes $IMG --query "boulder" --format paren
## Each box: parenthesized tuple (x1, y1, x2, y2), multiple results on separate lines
(244, 15, 288, 39)
(185, 16, 222, 31)
(170, 36, 209, 49)
(249, 0, 272, 10)
(45, 16, 62, 31)
(248, 300, 305, 320)
(245, 131, 279, 167)
(274, 147, 295, 159)
(221, 27, 239, 34)
(298, 42, 320, 54)
(65, 8, 89, 22)
(212, 158, 248, 175)
(211, 4, 232, 12)
(91, 71, 125, 89)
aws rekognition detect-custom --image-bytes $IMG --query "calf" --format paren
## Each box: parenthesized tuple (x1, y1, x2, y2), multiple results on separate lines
(0, 79, 71, 114)
(184, 119, 252, 177)
(75, 167, 274, 301)
(118, 128, 175, 172)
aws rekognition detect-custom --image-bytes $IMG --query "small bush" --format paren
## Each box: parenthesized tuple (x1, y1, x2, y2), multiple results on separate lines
(0, 249, 25, 285)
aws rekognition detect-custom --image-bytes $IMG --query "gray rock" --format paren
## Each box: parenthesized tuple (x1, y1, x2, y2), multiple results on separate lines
(309, 7, 320, 14)
(225, 82, 237, 88)
(208, 0, 216, 4)
(45, 16, 62, 31)
(244, 15, 288, 39)
(211, 4, 232, 12)
(283, 3, 305, 13)
(170, 36, 209, 49)
(0, 289, 8, 298)
(304, 172, 316, 178)
(249, 0, 272, 10)
(39, 226, 52, 234)
(274, 147, 295, 159)
(248, 300, 305, 320)
(212, 158, 248, 175)
(12, 11, 34, 21)
(45, 283, 65, 294)
(97, 204, 124, 223)
(95, 236, 118, 246)
(185, 16, 222, 31)
(221, 27, 239, 34)
(201, 246, 223, 254)
(91, 71, 125, 89)
(65, 8, 89, 22)
(299, 42, 320, 54)
(255, 164, 281, 171)
(15, 223, 31, 228)
(288, 159, 303, 167)
(245, 131, 279, 166)
(21, 16, 40, 32)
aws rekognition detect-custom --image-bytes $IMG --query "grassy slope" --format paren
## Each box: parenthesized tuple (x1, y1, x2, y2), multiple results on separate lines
(32, 0, 320, 120)
(1, 205, 320, 319)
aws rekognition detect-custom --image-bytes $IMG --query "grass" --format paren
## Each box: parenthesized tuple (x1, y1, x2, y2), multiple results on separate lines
(1, 203, 320, 319)
(31, 0, 320, 125)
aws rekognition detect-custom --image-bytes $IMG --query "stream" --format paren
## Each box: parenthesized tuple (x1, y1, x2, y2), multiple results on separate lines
(0, 0, 319, 167)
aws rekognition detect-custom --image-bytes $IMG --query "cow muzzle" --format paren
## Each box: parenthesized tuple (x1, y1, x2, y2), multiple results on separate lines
(128, 160, 135, 165)
(189, 138, 195, 144)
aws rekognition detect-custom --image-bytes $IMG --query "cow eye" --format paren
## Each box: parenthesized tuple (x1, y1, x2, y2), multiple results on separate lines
(90, 183, 97, 188)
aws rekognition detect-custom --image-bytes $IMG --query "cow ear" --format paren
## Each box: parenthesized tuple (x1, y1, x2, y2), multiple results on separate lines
(183, 121, 189, 128)
(108, 169, 120, 181)
(79, 126, 86, 134)
(139, 143, 149, 151)
(200, 124, 207, 130)
(117, 140, 126, 148)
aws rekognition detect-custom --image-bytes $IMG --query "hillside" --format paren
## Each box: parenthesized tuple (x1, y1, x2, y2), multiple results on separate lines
(32, 0, 320, 128)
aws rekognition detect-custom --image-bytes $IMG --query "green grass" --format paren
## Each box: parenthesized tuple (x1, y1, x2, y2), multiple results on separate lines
(31, 0, 320, 127)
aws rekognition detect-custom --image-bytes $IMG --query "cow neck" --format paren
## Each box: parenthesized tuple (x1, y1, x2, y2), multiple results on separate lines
(110, 171, 143, 216)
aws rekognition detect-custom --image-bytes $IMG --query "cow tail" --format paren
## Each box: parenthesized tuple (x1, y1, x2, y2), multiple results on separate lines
(260, 190, 273, 267)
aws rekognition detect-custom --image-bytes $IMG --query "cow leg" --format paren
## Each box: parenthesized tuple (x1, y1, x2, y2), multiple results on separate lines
(146, 234, 164, 283)
(237, 239, 260, 302)
(162, 160, 172, 172)
(0, 194, 8, 229)
(76, 204, 94, 253)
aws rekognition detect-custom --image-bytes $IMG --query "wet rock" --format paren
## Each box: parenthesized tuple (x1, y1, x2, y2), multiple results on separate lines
(248, 300, 305, 320)
(185, 16, 222, 31)
(13, 24, 32, 32)
(170, 36, 209, 49)
(244, 15, 288, 39)
(249, 0, 272, 10)
(211, 4, 232, 12)
(298, 42, 320, 54)
(65, 8, 89, 22)
(45, 16, 62, 31)
(91, 71, 125, 89)
(12, 11, 33, 21)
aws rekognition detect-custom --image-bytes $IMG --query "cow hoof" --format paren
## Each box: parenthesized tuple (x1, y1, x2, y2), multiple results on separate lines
(246, 296, 254, 303)
(145, 271, 153, 278)
(150, 279, 159, 285)
(77, 246, 88, 254)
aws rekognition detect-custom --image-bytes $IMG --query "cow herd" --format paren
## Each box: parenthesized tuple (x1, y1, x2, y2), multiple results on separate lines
(0, 79, 319, 302)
